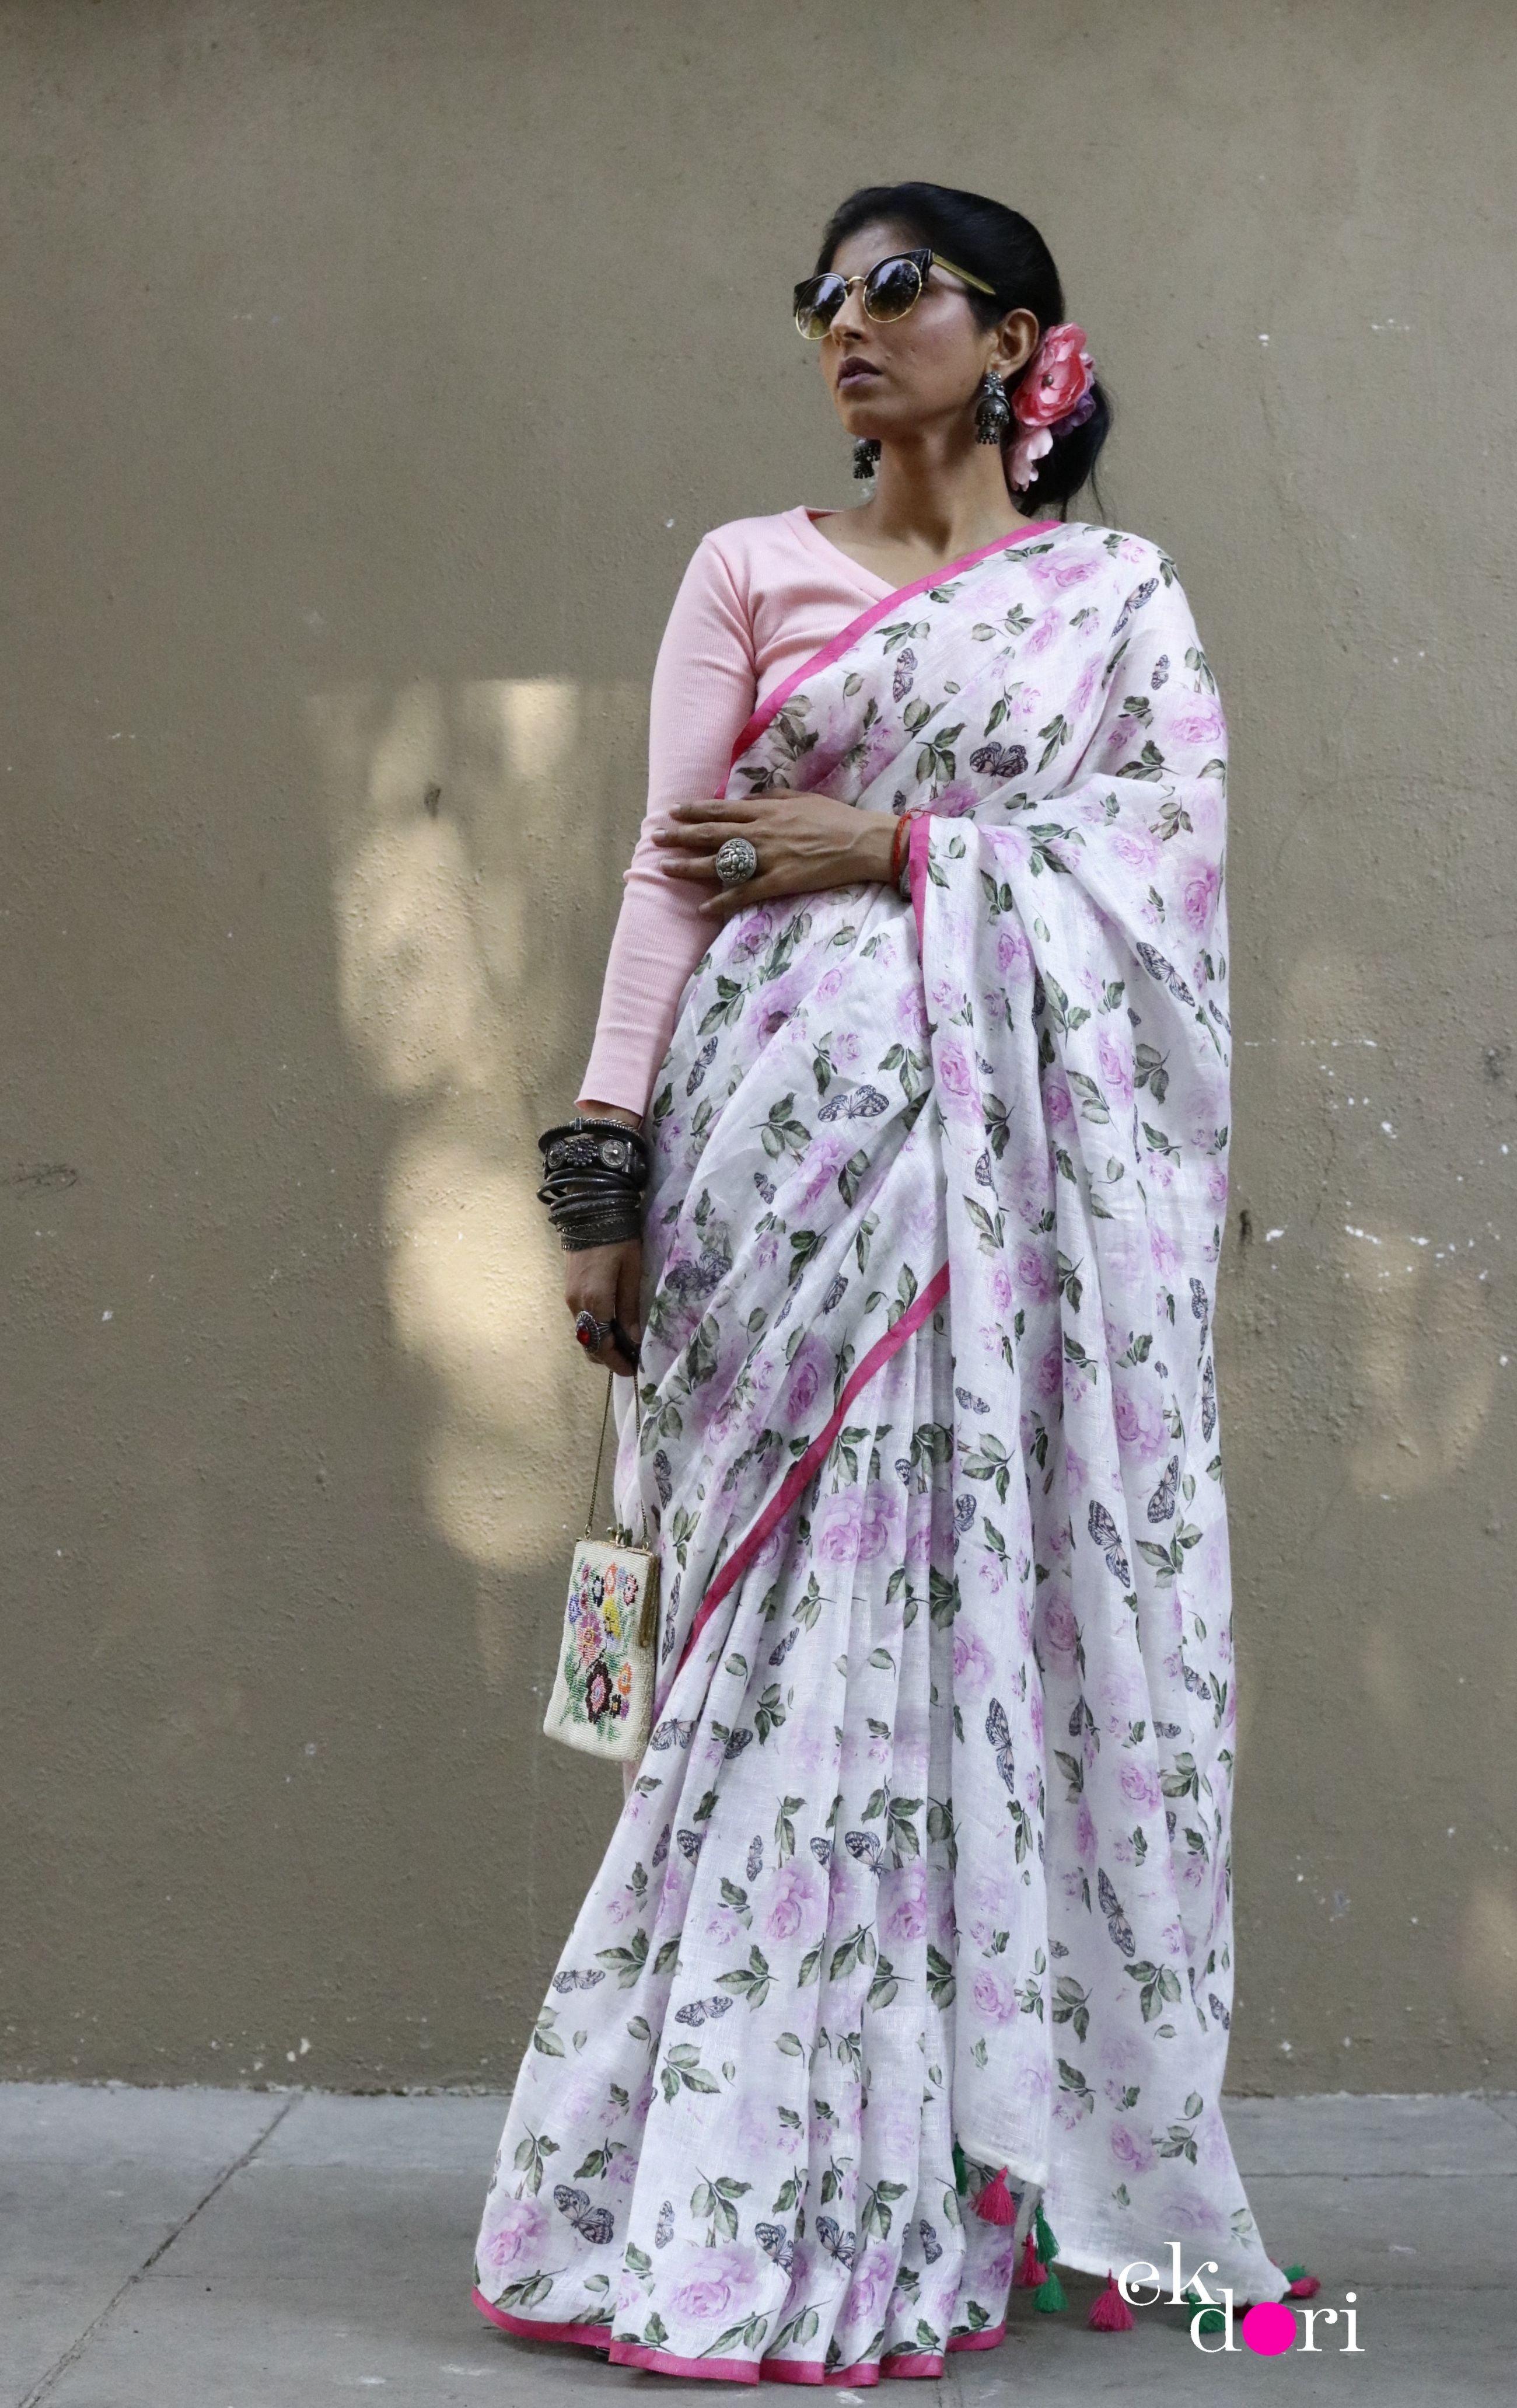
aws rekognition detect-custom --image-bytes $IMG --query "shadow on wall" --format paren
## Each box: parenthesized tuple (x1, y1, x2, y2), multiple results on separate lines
(309, 675, 645, 1691)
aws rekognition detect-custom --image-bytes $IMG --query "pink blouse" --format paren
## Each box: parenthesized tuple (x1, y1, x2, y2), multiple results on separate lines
(578, 507, 895, 1117)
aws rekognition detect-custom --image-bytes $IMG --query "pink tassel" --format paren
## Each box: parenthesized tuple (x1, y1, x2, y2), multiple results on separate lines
(974, 2167, 1017, 2226)
(1014, 2228, 1048, 2287)
(1285, 2273, 1320, 2298)
(1086, 2270, 1136, 2332)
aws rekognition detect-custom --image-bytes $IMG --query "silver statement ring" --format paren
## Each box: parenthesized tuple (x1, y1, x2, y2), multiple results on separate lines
(714, 836, 759, 889)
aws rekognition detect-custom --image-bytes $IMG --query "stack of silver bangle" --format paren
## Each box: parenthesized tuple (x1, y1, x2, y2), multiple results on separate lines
(536, 1118, 649, 1251)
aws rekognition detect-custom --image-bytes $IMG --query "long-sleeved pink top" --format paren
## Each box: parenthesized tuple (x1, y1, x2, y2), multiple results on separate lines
(579, 507, 896, 1118)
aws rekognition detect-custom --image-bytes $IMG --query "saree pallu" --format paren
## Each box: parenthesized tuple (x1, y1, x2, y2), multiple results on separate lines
(476, 518, 1287, 2380)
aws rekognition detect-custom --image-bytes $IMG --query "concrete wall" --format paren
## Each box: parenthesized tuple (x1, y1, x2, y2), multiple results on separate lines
(2, 0, 1513, 2093)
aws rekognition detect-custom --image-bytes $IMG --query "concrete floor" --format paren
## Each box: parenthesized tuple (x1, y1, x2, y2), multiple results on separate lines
(2, 2086, 1513, 2406)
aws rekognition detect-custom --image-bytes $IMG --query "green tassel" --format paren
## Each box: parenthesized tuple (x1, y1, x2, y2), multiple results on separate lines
(952, 2141, 969, 2194)
(1185, 2288, 1225, 2334)
(1282, 2263, 1308, 2283)
(1033, 2270, 1065, 2314)
(1034, 2204, 1060, 2263)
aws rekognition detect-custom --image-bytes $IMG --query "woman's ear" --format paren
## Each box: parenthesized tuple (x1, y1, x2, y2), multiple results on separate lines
(995, 308, 1040, 379)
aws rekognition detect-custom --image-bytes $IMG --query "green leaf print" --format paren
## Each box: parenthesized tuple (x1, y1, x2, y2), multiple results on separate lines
(1057, 2057, 1095, 2114)
(512, 2127, 560, 2193)
(1037, 714, 1071, 772)
(699, 975, 746, 1034)
(717, 1946, 773, 2009)
(962, 1432, 1012, 1502)
(1116, 739, 1167, 780)
(759, 1094, 812, 1162)
(860, 2176, 909, 2236)
(755, 1684, 788, 1743)
(775, 1795, 805, 1863)
(530, 2008, 565, 2057)
(925, 1945, 957, 2008)
(1052, 1976, 1091, 2042)
(1127, 1960, 1184, 2022)
(829, 1925, 878, 1980)
(661, 2043, 721, 2102)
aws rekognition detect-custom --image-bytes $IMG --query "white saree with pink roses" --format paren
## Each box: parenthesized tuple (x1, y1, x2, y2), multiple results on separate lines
(475, 517, 1289, 2379)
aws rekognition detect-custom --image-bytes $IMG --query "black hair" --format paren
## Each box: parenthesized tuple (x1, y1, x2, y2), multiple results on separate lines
(816, 182, 1111, 517)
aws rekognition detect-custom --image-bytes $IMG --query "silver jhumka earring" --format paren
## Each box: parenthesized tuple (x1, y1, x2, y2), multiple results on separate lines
(974, 369, 1011, 445)
(852, 437, 881, 480)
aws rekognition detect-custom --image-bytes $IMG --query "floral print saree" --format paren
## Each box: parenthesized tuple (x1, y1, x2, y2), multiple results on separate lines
(475, 517, 1288, 2379)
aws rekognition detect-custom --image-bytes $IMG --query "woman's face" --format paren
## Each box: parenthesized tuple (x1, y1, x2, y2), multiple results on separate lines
(817, 219, 1038, 448)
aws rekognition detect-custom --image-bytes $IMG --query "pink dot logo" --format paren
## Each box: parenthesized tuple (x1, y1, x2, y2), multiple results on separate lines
(1241, 2301, 1296, 2355)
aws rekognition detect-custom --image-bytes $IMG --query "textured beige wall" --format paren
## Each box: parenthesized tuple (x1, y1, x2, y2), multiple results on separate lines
(2, 0, 1513, 2095)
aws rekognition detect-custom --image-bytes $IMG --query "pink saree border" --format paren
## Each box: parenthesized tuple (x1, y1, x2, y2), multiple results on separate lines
(473, 2289, 1007, 2385)
(676, 1260, 952, 1673)
(727, 521, 1058, 767)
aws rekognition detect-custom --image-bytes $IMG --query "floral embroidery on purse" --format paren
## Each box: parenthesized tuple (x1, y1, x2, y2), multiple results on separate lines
(544, 1376, 659, 1762)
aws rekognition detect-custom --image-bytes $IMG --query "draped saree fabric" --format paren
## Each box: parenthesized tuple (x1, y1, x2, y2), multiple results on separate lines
(475, 519, 1287, 2380)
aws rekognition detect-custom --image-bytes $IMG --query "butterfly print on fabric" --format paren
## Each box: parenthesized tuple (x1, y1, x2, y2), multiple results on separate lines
(969, 740, 1029, 779)
(1208, 1992, 1231, 2032)
(1201, 1356, 1217, 1441)
(973, 1149, 995, 1188)
(955, 1386, 990, 1414)
(553, 2184, 614, 2245)
(1098, 1869, 1136, 1958)
(809, 1836, 833, 1866)
(844, 1830, 882, 1873)
(753, 1170, 777, 1202)
(817, 1084, 890, 1122)
(685, 1035, 719, 1096)
(1154, 1720, 1183, 1739)
(655, 2198, 675, 2248)
(723, 1728, 754, 1760)
(984, 1699, 1016, 1795)
(650, 1719, 695, 1751)
(674, 1994, 736, 2027)
(746, 1834, 764, 1882)
(954, 1493, 977, 1533)
(821, 1271, 848, 1312)
(892, 646, 918, 701)
(1088, 1499, 1132, 1586)
(651, 1822, 670, 1867)
(815, 2216, 858, 2270)
(675, 1828, 703, 1862)
(1135, 941, 1197, 1007)
(1151, 653, 1170, 689)
(756, 2220, 797, 2274)
(652, 1449, 673, 1508)
(769, 1626, 800, 1667)
(1147, 1456, 1179, 1523)
(1190, 1275, 1210, 1326)
(918, 2216, 943, 2264)
(551, 1968, 606, 1994)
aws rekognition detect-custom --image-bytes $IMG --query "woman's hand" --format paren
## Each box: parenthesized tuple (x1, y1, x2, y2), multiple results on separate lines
(564, 1237, 644, 1378)
(652, 790, 897, 920)
(562, 1099, 645, 1378)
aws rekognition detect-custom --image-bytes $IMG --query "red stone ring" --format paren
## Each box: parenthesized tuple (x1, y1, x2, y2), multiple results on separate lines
(574, 1310, 610, 1353)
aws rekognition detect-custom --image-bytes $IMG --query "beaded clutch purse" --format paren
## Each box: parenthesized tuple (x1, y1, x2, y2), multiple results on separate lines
(543, 1377, 660, 1763)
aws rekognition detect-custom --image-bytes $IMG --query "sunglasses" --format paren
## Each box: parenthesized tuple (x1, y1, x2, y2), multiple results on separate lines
(794, 247, 996, 340)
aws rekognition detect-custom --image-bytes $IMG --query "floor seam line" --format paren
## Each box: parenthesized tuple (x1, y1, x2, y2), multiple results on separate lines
(14, 2094, 302, 2408)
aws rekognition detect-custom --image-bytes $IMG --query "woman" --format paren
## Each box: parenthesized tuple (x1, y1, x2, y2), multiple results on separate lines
(476, 183, 1297, 2377)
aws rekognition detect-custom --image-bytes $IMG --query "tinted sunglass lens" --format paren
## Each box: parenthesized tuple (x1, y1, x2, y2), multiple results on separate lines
(864, 255, 924, 321)
(794, 274, 845, 337)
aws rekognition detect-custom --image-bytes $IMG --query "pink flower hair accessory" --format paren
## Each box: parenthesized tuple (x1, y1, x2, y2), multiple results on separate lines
(1009, 322, 1096, 491)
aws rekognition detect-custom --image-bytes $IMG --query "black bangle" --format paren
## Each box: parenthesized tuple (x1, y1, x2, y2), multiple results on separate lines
(538, 1118, 649, 1183)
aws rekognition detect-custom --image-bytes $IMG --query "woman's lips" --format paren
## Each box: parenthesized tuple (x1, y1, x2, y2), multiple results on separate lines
(836, 359, 881, 388)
